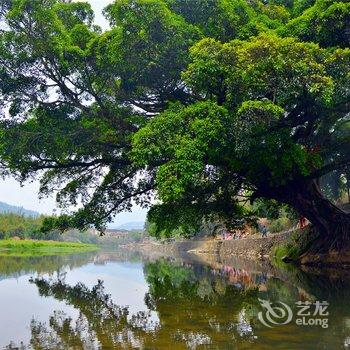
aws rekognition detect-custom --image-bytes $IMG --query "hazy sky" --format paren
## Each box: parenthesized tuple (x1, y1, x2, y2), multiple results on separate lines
(0, 0, 148, 225)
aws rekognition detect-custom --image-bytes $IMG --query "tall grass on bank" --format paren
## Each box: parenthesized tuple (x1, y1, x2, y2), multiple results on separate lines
(272, 227, 318, 265)
(0, 239, 99, 257)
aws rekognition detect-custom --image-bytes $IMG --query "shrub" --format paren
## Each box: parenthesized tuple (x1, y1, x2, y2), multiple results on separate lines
(268, 217, 293, 233)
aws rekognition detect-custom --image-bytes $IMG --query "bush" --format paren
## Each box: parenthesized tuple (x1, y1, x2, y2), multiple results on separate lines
(268, 217, 293, 233)
(273, 241, 301, 261)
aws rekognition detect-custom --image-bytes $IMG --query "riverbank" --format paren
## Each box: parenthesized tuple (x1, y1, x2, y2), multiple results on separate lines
(127, 230, 293, 261)
(130, 229, 350, 268)
(0, 239, 99, 257)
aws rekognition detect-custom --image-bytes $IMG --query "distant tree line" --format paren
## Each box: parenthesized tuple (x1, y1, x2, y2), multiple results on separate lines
(0, 212, 146, 246)
(0, 213, 61, 240)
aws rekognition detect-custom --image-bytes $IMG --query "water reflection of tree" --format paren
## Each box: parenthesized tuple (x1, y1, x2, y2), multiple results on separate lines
(0, 252, 95, 280)
(144, 259, 262, 347)
(144, 259, 260, 304)
(271, 264, 350, 348)
(9, 278, 156, 349)
(5, 261, 262, 349)
(5, 259, 350, 349)
(144, 259, 350, 349)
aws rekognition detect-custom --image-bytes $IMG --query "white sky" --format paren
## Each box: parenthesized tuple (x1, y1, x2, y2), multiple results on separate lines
(0, 0, 147, 225)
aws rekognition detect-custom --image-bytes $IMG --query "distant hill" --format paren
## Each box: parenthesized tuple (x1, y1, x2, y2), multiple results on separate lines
(110, 221, 145, 231)
(0, 201, 40, 217)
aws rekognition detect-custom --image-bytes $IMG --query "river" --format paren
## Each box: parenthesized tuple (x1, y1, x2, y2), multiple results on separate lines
(0, 249, 349, 349)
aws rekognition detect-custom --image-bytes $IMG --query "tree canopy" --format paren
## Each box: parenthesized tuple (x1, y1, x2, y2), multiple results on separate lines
(0, 0, 349, 246)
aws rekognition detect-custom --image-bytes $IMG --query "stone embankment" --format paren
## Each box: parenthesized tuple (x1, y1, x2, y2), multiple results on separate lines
(135, 230, 294, 260)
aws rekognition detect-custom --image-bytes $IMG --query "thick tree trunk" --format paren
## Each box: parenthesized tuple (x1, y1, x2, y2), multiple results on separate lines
(267, 179, 350, 253)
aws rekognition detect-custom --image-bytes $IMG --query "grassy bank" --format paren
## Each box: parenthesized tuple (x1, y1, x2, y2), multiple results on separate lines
(0, 239, 99, 257)
(271, 228, 350, 267)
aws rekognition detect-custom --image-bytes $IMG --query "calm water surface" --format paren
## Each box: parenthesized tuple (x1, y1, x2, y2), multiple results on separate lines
(0, 250, 349, 349)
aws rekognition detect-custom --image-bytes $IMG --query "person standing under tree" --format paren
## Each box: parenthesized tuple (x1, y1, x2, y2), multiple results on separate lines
(261, 226, 268, 238)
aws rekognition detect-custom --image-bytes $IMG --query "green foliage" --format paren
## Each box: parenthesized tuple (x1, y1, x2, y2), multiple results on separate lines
(145, 203, 200, 238)
(146, 217, 193, 239)
(185, 34, 335, 108)
(133, 101, 231, 201)
(103, 0, 200, 94)
(253, 198, 288, 219)
(273, 238, 303, 261)
(268, 216, 293, 233)
(272, 227, 318, 262)
(0, 213, 59, 240)
(0, 212, 102, 244)
(165, 0, 260, 41)
(284, 0, 350, 48)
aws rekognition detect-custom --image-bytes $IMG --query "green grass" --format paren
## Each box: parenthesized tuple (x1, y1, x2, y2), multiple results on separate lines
(273, 242, 301, 261)
(0, 239, 99, 257)
(271, 228, 315, 269)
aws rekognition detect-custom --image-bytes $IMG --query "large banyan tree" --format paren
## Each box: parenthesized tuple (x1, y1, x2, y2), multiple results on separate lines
(0, 0, 349, 252)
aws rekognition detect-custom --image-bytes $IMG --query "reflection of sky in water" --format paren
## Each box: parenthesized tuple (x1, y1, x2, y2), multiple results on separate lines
(0, 252, 349, 349)
(237, 309, 254, 337)
(0, 259, 158, 348)
(65, 261, 158, 320)
(0, 276, 79, 347)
